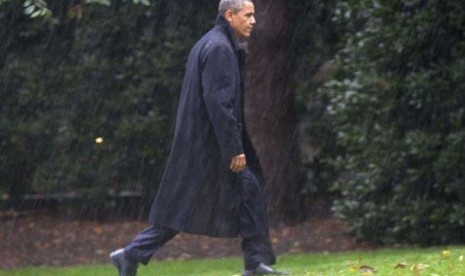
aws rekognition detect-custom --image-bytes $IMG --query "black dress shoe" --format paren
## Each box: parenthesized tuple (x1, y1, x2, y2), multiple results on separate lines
(110, 248, 138, 276)
(242, 263, 290, 276)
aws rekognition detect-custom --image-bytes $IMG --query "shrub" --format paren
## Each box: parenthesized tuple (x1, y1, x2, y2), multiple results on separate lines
(317, 0, 465, 244)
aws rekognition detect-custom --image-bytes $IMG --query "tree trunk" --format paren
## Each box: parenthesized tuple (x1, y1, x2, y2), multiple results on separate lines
(246, 0, 305, 223)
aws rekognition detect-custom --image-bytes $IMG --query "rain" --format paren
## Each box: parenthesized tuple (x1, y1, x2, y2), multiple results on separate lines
(1, 0, 465, 275)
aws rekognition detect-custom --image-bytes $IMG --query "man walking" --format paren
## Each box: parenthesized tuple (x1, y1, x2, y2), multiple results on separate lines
(110, 1, 287, 275)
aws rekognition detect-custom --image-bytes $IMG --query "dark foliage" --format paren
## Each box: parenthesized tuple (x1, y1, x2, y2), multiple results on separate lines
(0, 0, 216, 214)
(313, 0, 465, 245)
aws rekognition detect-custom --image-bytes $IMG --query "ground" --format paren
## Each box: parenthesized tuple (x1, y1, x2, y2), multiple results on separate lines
(0, 200, 376, 270)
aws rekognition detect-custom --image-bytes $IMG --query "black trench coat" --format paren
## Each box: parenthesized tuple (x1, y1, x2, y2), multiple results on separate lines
(149, 16, 265, 237)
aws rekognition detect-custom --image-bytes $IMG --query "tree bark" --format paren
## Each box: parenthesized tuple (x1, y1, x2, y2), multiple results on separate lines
(246, 0, 305, 223)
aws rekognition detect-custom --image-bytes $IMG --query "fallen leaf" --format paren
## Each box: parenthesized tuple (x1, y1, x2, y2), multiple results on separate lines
(411, 263, 430, 273)
(394, 262, 408, 269)
(442, 249, 451, 257)
(359, 265, 377, 275)
(92, 226, 103, 235)
(348, 264, 359, 273)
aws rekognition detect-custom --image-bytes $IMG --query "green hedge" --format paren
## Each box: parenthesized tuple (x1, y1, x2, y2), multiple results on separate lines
(312, 0, 465, 244)
(0, 0, 216, 208)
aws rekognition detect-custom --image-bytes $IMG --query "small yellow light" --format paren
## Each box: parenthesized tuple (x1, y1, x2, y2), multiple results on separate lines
(95, 137, 104, 144)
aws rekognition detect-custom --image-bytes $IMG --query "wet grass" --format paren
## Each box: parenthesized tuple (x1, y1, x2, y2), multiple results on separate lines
(2, 247, 465, 275)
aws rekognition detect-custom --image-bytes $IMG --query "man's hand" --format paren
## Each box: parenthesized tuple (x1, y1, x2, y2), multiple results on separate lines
(230, 153, 246, 172)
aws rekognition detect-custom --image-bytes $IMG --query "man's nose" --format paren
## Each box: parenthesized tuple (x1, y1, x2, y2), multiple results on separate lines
(250, 16, 256, 25)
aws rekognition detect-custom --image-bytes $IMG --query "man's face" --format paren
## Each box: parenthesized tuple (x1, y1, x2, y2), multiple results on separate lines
(225, 1, 256, 39)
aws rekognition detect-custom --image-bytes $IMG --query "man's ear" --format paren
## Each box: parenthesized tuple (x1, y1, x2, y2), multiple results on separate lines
(224, 10, 234, 23)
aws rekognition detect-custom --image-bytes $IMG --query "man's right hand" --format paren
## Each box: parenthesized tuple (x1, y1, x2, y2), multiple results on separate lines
(230, 153, 246, 172)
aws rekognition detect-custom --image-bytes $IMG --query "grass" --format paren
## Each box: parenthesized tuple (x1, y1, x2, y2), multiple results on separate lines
(2, 247, 465, 275)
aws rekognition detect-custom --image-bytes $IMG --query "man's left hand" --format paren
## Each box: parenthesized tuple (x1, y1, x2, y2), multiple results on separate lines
(230, 153, 246, 172)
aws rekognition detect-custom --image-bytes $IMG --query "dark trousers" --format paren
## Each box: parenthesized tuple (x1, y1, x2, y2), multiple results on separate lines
(124, 167, 276, 270)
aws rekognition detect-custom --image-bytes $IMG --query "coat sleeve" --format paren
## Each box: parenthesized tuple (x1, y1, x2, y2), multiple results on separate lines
(201, 44, 244, 162)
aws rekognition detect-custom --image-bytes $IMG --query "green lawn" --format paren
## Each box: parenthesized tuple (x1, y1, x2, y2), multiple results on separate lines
(2, 247, 465, 275)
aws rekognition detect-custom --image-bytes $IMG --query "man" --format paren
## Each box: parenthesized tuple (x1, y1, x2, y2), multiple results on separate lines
(110, 1, 288, 275)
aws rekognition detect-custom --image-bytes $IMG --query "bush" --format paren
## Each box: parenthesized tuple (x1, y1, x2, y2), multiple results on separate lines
(0, 0, 216, 212)
(316, 0, 465, 244)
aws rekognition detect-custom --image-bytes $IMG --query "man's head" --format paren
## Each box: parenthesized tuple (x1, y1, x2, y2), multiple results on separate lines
(219, 0, 256, 39)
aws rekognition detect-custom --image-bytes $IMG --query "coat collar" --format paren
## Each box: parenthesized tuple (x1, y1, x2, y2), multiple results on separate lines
(216, 15, 241, 52)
